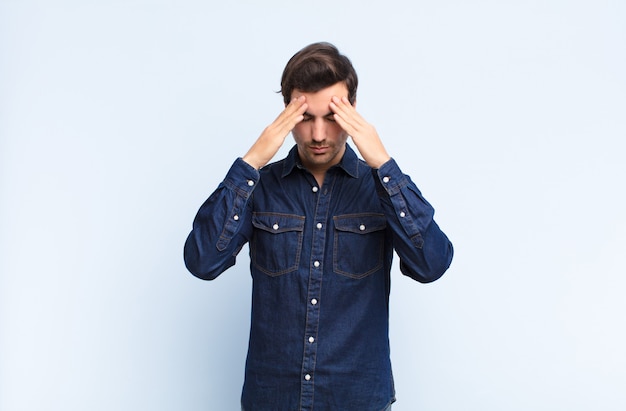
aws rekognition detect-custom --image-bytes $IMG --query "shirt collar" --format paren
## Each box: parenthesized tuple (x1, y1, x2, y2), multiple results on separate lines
(281, 144, 360, 179)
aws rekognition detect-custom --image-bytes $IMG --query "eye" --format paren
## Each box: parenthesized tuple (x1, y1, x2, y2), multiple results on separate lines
(325, 115, 336, 123)
(302, 115, 313, 122)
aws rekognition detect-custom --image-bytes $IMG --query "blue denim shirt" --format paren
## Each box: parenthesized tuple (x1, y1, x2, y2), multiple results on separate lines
(184, 145, 453, 411)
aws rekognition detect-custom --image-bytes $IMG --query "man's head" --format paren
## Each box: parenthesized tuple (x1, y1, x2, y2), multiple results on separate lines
(280, 42, 358, 105)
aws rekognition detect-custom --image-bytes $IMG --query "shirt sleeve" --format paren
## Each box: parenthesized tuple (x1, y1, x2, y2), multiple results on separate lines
(184, 158, 259, 280)
(372, 158, 454, 283)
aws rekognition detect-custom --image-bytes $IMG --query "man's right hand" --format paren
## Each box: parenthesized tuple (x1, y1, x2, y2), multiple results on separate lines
(242, 96, 308, 170)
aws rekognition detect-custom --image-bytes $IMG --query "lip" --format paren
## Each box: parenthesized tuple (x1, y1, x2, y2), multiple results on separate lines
(309, 146, 329, 154)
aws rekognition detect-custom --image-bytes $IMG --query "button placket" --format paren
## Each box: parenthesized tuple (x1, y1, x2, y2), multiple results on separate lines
(300, 176, 334, 408)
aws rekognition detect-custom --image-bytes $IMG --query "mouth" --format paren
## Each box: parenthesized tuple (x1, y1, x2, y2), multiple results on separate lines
(309, 146, 329, 155)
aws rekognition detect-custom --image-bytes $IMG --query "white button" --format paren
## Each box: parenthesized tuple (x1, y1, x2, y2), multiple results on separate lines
(312, 186, 319, 193)
(233, 215, 239, 221)
(313, 261, 320, 268)
(382, 176, 390, 183)
(399, 211, 406, 218)
(247, 180, 254, 186)
(305, 374, 311, 381)
(311, 298, 318, 305)
(359, 224, 366, 231)
(273, 224, 279, 230)
(316, 223, 323, 229)
(308, 336, 315, 343)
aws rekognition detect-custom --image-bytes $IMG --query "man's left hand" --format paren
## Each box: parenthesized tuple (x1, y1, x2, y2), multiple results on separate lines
(330, 96, 391, 169)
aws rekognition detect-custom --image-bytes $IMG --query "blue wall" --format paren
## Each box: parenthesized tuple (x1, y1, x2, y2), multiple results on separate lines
(1, 1, 625, 410)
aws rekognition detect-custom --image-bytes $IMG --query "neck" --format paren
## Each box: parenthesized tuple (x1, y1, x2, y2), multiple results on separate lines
(312, 171, 325, 188)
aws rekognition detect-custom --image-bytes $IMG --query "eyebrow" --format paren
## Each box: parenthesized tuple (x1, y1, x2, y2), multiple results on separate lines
(304, 111, 335, 118)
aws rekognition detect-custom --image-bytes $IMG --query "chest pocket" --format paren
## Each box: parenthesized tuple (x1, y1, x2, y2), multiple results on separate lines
(251, 212, 305, 276)
(333, 213, 387, 279)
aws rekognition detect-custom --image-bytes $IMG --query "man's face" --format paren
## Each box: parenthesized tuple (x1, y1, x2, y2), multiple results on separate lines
(291, 82, 350, 175)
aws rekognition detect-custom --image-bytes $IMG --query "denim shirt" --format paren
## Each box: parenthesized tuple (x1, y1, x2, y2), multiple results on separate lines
(184, 145, 453, 411)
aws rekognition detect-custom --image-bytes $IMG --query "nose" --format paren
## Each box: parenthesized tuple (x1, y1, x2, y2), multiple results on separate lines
(311, 118, 326, 142)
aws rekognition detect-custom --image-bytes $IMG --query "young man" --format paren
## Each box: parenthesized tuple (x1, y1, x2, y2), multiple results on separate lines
(184, 42, 453, 411)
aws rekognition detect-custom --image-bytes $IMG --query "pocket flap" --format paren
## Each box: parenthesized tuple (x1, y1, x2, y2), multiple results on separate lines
(252, 212, 305, 234)
(333, 213, 387, 234)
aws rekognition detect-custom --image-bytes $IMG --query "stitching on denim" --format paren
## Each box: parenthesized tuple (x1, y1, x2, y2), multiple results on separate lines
(333, 213, 386, 279)
(251, 212, 305, 276)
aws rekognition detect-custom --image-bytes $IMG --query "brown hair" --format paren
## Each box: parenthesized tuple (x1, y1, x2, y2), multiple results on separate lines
(280, 42, 358, 105)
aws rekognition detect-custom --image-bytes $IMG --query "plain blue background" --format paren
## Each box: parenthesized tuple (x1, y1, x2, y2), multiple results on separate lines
(1, 1, 625, 410)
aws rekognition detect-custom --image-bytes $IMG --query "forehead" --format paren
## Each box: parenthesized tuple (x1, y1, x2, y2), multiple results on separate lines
(291, 82, 348, 113)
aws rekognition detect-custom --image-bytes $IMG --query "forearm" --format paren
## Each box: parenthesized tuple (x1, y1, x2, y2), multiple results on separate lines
(184, 158, 258, 280)
(373, 159, 453, 283)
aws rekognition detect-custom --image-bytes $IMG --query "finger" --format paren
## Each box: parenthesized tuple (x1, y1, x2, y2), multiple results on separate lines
(331, 112, 358, 137)
(330, 96, 363, 124)
(274, 96, 304, 123)
(331, 95, 356, 112)
(274, 98, 307, 132)
(285, 101, 307, 128)
(329, 96, 349, 115)
(286, 97, 308, 121)
(330, 101, 363, 135)
(286, 95, 307, 114)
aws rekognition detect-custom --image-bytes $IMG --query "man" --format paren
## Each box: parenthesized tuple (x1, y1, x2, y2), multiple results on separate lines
(184, 42, 453, 411)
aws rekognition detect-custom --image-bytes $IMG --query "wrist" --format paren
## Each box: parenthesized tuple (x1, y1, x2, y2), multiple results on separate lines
(242, 154, 262, 170)
(368, 154, 391, 169)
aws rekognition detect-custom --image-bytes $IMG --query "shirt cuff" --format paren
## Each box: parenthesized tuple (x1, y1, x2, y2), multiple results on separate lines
(372, 158, 408, 196)
(223, 158, 261, 198)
